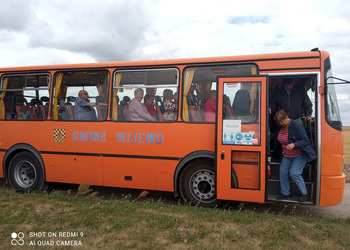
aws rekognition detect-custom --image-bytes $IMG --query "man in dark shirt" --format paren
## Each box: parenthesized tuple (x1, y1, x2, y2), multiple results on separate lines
(269, 78, 312, 121)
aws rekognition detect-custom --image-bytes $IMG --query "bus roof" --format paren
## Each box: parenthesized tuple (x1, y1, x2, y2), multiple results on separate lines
(0, 50, 326, 72)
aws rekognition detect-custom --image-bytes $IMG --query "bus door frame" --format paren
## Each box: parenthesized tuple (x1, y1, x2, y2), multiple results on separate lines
(216, 75, 268, 203)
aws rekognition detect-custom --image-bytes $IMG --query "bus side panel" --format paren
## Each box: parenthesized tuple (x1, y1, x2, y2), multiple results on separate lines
(103, 157, 155, 189)
(0, 152, 4, 178)
(155, 160, 178, 191)
(321, 125, 344, 176)
(320, 174, 345, 207)
(320, 111, 345, 206)
(43, 154, 103, 186)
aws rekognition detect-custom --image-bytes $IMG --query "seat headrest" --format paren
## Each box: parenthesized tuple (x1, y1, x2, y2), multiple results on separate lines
(67, 96, 76, 102)
(16, 97, 28, 105)
(40, 96, 49, 103)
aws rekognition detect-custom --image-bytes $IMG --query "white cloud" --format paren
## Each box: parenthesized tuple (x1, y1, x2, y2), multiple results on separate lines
(0, 0, 350, 125)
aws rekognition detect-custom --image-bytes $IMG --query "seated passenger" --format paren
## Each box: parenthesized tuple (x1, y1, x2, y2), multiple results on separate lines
(129, 88, 156, 122)
(74, 90, 97, 120)
(143, 94, 157, 118)
(232, 85, 251, 117)
(203, 90, 216, 122)
(162, 89, 178, 122)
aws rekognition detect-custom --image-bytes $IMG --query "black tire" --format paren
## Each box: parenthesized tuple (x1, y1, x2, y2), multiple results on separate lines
(179, 159, 224, 208)
(8, 152, 45, 192)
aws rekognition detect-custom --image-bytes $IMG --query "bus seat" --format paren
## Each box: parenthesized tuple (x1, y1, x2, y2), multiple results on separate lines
(30, 99, 45, 120)
(189, 105, 203, 122)
(97, 104, 107, 120)
(187, 95, 203, 122)
(124, 105, 131, 121)
(30, 98, 43, 106)
(15, 96, 28, 106)
(40, 96, 49, 104)
(96, 96, 106, 105)
(67, 105, 74, 120)
(15, 97, 35, 120)
(66, 96, 76, 105)
(40, 96, 50, 119)
(119, 96, 131, 121)
(57, 98, 70, 120)
(120, 96, 130, 105)
(65, 96, 76, 120)
(16, 106, 36, 120)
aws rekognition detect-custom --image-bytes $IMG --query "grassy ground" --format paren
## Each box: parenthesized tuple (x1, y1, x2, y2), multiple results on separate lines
(1, 184, 349, 250)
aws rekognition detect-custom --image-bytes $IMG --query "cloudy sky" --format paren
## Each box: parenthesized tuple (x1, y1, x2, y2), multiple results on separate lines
(1, 0, 350, 125)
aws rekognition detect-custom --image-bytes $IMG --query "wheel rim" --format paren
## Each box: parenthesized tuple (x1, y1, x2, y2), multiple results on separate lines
(190, 169, 215, 202)
(13, 160, 37, 188)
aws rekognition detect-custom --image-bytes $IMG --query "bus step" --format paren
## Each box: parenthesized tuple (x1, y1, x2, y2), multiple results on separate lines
(267, 194, 314, 205)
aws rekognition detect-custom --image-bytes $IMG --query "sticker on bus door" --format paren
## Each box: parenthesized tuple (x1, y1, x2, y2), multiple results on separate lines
(222, 120, 256, 145)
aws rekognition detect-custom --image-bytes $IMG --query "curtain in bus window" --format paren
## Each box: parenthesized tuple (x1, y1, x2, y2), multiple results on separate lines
(112, 73, 122, 120)
(183, 68, 196, 122)
(0, 77, 8, 119)
(251, 66, 257, 75)
(146, 88, 157, 96)
(53, 73, 63, 120)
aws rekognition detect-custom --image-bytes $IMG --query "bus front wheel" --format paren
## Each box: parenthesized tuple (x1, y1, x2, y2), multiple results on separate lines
(8, 152, 45, 192)
(179, 160, 224, 208)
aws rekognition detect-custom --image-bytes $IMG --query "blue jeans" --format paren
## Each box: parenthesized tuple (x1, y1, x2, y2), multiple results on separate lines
(280, 154, 307, 195)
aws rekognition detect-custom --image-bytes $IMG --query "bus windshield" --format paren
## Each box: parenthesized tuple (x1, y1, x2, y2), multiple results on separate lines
(325, 58, 342, 130)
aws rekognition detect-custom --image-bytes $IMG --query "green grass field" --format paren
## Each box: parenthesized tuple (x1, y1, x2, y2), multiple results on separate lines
(1, 184, 349, 250)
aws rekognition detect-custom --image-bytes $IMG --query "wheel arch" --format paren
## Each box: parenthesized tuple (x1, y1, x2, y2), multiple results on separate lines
(173, 150, 215, 198)
(3, 143, 46, 181)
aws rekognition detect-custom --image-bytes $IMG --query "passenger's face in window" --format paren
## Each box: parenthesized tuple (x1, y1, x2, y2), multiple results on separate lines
(135, 91, 143, 101)
(145, 97, 154, 105)
(284, 82, 294, 91)
(79, 90, 89, 101)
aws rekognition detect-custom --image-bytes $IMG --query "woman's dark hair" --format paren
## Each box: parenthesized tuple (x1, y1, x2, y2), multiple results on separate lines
(144, 94, 154, 102)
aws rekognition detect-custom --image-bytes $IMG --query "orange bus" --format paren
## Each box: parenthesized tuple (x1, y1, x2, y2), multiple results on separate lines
(0, 49, 345, 207)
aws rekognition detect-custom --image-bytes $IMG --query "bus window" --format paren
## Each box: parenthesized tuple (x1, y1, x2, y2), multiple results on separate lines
(112, 68, 179, 122)
(182, 64, 257, 123)
(51, 70, 109, 121)
(222, 81, 261, 145)
(325, 58, 342, 130)
(0, 74, 50, 120)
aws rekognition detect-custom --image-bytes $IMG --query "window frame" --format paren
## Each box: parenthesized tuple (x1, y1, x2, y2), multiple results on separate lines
(324, 57, 342, 131)
(51, 69, 110, 122)
(181, 63, 259, 124)
(112, 67, 180, 123)
(0, 72, 51, 121)
(1, 73, 51, 91)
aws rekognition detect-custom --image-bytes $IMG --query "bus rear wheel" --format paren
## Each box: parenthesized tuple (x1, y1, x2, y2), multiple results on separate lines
(8, 152, 45, 192)
(179, 160, 224, 208)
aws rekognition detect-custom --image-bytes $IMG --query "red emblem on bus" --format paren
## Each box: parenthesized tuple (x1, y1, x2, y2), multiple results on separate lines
(54, 129, 66, 143)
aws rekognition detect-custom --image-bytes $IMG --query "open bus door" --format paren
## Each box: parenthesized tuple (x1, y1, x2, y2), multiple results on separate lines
(216, 76, 268, 203)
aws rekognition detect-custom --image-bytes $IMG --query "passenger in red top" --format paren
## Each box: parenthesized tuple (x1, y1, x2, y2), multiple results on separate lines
(203, 90, 216, 122)
(143, 94, 157, 117)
